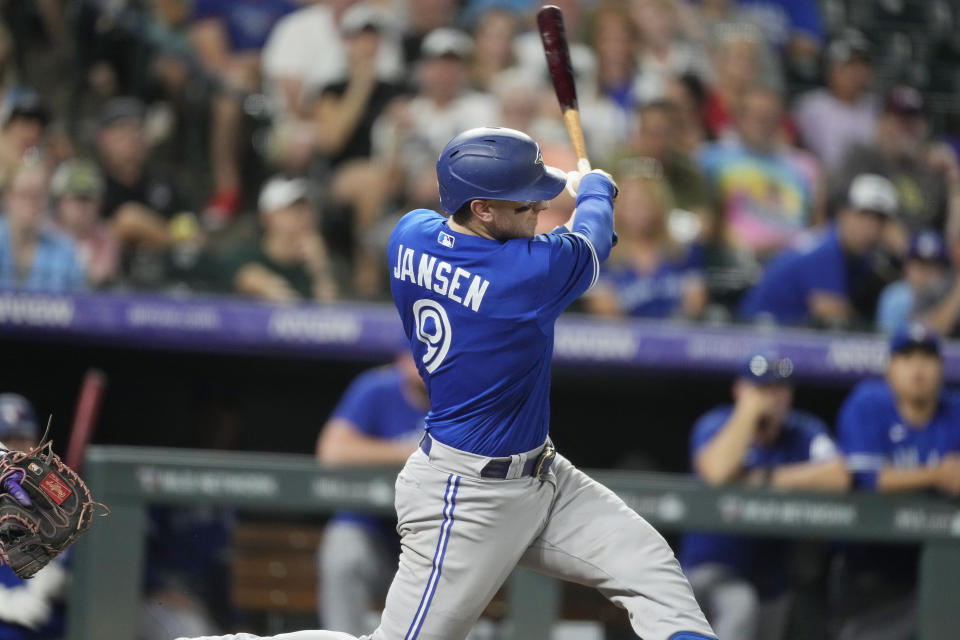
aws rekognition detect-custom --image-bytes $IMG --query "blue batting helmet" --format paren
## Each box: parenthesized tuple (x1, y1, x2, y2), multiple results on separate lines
(437, 127, 567, 215)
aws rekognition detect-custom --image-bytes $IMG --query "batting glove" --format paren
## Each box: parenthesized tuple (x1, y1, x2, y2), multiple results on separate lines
(566, 169, 618, 199)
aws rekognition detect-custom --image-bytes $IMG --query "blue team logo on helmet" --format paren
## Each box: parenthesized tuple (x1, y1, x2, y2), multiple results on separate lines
(436, 127, 567, 215)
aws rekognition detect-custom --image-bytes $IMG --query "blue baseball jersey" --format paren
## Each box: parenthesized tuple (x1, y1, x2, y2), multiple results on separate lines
(0, 556, 67, 639)
(740, 227, 867, 325)
(329, 367, 427, 532)
(838, 379, 960, 490)
(679, 406, 838, 597)
(388, 173, 616, 457)
(598, 245, 704, 319)
(330, 367, 427, 442)
(836, 379, 960, 580)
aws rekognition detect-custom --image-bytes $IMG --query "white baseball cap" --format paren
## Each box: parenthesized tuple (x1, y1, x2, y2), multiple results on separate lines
(847, 173, 898, 216)
(341, 3, 390, 36)
(421, 28, 473, 60)
(258, 176, 310, 212)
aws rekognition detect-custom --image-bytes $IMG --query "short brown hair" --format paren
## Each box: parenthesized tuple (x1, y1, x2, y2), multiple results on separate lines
(452, 201, 474, 225)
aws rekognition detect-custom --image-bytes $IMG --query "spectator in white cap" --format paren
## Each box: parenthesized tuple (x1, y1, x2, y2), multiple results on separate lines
(372, 27, 498, 176)
(308, 3, 411, 299)
(219, 176, 337, 302)
(366, 27, 497, 295)
(261, 0, 404, 123)
(740, 173, 897, 327)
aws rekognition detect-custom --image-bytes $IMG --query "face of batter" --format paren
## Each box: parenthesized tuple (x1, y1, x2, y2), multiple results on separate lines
(475, 199, 547, 241)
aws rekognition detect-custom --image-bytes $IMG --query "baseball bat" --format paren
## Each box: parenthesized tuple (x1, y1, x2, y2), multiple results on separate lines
(537, 5, 591, 174)
(65, 368, 107, 471)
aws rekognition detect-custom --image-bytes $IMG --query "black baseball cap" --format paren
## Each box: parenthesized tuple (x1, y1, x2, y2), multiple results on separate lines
(97, 97, 145, 131)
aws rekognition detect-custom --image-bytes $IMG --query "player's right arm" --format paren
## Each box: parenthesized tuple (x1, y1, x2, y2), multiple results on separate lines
(694, 389, 767, 485)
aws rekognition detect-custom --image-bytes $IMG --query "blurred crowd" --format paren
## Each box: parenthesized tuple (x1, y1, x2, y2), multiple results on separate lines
(0, 0, 958, 335)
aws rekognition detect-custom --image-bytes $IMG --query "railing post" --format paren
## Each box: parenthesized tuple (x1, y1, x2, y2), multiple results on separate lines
(918, 540, 960, 639)
(504, 567, 560, 640)
(68, 458, 147, 640)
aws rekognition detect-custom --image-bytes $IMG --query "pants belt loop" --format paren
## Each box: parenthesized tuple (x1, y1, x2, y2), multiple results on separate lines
(506, 454, 523, 479)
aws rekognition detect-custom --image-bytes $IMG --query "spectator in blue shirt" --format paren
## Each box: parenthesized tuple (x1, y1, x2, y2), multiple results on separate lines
(738, 0, 823, 77)
(0, 393, 69, 640)
(0, 160, 85, 293)
(315, 351, 428, 635)
(876, 230, 951, 333)
(740, 173, 897, 327)
(680, 352, 849, 640)
(832, 324, 960, 640)
(585, 172, 707, 319)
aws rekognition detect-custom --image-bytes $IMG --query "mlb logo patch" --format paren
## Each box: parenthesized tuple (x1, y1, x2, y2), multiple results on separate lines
(40, 472, 72, 505)
(28, 463, 43, 476)
(438, 231, 455, 248)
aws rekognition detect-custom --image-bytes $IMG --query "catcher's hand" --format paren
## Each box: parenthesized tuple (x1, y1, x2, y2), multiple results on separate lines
(0, 442, 105, 578)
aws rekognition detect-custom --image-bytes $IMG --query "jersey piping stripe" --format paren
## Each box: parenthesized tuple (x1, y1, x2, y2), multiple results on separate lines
(405, 473, 461, 640)
(568, 232, 600, 289)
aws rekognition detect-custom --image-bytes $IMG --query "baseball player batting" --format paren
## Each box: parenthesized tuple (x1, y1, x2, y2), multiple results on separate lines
(176, 128, 716, 640)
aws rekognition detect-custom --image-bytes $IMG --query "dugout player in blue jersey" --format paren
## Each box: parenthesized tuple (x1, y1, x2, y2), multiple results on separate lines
(679, 353, 849, 640)
(174, 129, 717, 640)
(316, 352, 427, 635)
(831, 324, 960, 640)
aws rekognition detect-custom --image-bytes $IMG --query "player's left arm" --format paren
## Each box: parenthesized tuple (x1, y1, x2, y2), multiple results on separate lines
(534, 171, 616, 321)
(566, 171, 617, 263)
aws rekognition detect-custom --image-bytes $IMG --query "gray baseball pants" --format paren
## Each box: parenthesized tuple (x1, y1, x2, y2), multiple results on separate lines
(178, 439, 716, 640)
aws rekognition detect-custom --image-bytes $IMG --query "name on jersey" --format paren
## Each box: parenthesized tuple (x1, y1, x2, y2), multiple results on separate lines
(392, 244, 490, 312)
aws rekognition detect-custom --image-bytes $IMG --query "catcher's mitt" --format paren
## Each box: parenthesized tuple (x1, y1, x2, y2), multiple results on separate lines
(0, 441, 103, 578)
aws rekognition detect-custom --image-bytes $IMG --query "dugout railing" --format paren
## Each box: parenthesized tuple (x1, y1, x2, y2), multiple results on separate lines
(69, 446, 960, 640)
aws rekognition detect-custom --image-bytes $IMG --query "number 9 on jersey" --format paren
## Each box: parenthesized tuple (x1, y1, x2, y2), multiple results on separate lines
(413, 299, 453, 373)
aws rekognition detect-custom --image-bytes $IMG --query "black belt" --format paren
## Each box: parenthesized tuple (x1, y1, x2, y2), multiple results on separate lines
(419, 434, 556, 479)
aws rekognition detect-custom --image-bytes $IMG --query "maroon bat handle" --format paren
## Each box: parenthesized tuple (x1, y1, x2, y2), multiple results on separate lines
(537, 5, 578, 112)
